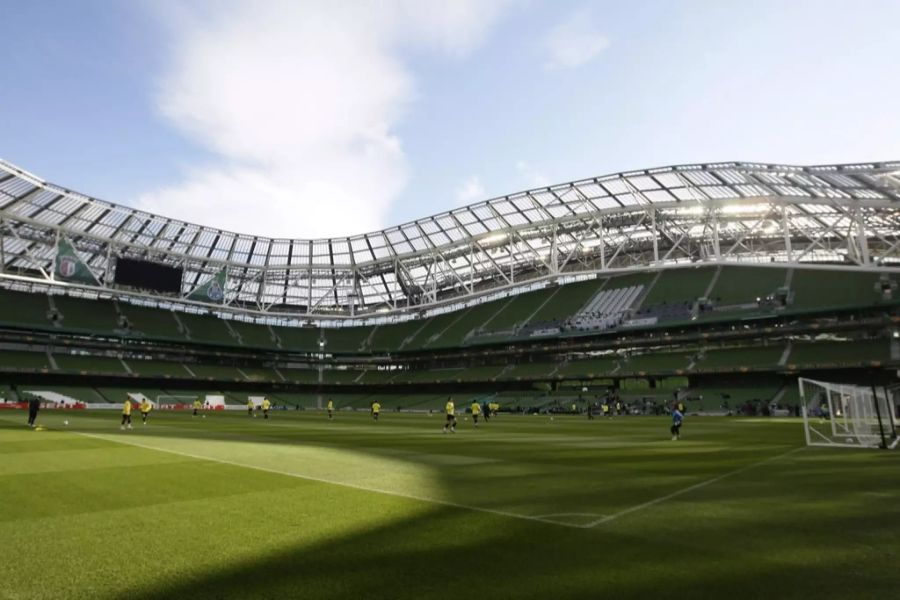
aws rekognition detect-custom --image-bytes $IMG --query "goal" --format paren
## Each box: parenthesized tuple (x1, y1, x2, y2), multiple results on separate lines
(156, 395, 200, 409)
(798, 378, 898, 449)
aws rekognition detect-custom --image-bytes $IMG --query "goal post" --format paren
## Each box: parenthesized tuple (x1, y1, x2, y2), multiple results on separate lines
(799, 378, 896, 449)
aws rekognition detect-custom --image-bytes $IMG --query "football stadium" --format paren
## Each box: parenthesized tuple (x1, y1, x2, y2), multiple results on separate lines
(2, 158, 899, 599)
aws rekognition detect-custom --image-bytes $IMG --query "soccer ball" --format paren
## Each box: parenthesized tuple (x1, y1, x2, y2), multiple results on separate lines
(550, 417, 555, 421)
(64, 420, 69, 426)
(846, 437, 853, 444)
(202, 415, 206, 419)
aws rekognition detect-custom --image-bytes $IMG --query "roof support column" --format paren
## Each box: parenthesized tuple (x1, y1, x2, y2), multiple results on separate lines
(550, 224, 559, 275)
(599, 216, 606, 270)
(651, 208, 660, 264)
(711, 208, 721, 261)
(0, 218, 5, 273)
(856, 207, 871, 265)
(782, 204, 792, 262)
(306, 240, 313, 314)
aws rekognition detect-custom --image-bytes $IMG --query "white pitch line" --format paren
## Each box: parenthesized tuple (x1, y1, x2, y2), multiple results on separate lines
(584, 446, 805, 528)
(76, 431, 583, 530)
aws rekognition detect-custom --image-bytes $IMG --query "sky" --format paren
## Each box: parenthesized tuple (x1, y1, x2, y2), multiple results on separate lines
(2, 0, 899, 239)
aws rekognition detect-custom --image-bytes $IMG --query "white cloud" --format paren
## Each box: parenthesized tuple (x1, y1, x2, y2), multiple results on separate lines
(516, 161, 550, 188)
(543, 10, 609, 70)
(137, 1, 511, 238)
(455, 176, 486, 205)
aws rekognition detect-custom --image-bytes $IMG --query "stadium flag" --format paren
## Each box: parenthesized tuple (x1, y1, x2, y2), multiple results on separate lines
(186, 268, 227, 304)
(54, 237, 99, 285)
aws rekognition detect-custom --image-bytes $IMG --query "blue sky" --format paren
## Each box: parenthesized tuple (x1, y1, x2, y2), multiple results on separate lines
(2, 0, 899, 238)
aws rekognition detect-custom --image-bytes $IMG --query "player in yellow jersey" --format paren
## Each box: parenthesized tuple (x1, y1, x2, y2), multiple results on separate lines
(120, 397, 133, 430)
(140, 398, 152, 425)
(443, 397, 456, 433)
(371, 401, 381, 421)
(326, 398, 334, 420)
(192, 399, 201, 417)
(262, 397, 271, 419)
(470, 400, 481, 427)
(247, 398, 255, 417)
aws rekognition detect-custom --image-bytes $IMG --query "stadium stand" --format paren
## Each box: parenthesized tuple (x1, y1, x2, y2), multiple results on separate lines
(786, 338, 890, 367)
(54, 353, 128, 374)
(271, 325, 321, 352)
(427, 301, 510, 348)
(620, 351, 694, 374)
(0, 350, 53, 371)
(685, 385, 781, 412)
(50, 295, 122, 335)
(641, 267, 715, 306)
(356, 369, 399, 384)
(0, 289, 52, 330)
(240, 367, 282, 382)
(708, 265, 788, 306)
(526, 277, 606, 325)
(188, 363, 245, 381)
(697, 345, 786, 371)
(476, 288, 556, 336)
(556, 355, 619, 379)
(128, 359, 192, 378)
(228, 320, 278, 350)
(18, 385, 108, 404)
(322, 369, 363, 384)
(790, 269, 894, 312)
(279, 367, 320, 384)
(368, 319, 427, 353)
(502, 361, 558, 380)
(323, 326, 373, 353)
(177, 312, 239, 346)
(119, 303, 185, 340)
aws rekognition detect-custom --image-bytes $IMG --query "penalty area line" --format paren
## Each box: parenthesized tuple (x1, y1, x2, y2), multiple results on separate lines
(76, 431, 583, 530)
(585, 446, 805, 528)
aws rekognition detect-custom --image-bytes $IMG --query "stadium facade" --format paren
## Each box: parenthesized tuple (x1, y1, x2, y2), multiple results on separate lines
(1, 159, 900, 414)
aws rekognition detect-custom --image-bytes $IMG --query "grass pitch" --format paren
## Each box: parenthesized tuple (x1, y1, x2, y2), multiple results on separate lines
(1, 409, 898, 599)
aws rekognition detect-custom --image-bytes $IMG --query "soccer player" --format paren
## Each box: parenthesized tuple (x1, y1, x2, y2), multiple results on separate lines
(470, 400, 481, 427)
(371, 400, 381, 422)
(262, 397, 271, 419)
(481, 400, 490, 421)
(587, 403, 594, 420)
(326, 398, 334, 420)
(140, 398, 152, 425)
(602, 402, 610, 418)
(26, 396, 40, 428)
(247, 398, 255, 417)
(121, 398, 133, 430)
(192, 399, 201, 417)
(443, 397, 456, 433)
(671, 405, 684, 440)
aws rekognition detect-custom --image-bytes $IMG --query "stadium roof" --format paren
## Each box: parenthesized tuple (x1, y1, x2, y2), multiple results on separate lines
(1, 159, 900, 320)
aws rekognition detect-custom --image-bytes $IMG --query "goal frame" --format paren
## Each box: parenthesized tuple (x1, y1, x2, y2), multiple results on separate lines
(798, 378, 896, 450)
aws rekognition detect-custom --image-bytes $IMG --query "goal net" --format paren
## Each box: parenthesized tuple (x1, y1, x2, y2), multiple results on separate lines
(798, 378, 897, 449)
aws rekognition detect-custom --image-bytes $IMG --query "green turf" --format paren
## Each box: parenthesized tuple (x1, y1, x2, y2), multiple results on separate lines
(1, 410, 897, 599)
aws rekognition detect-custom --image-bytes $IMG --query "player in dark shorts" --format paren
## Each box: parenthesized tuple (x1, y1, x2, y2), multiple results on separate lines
(27, 397, 40, 428)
